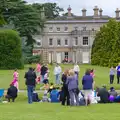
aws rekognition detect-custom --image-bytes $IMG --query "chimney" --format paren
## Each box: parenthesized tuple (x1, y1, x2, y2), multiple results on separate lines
(93, 6, 99, 17)
(115, 8, 120, 18)
(99, 8, 103, 16)
(67, 5, 72, 17)
(82, 8, 87, 17)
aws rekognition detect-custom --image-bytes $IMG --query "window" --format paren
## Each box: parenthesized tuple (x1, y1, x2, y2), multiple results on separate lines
(57, 39, 61, 46)
(83, 37, 88, 45)
(49, 27, 53, 32)
(83, 27, 86, 31)
(65, 39, 68, 46)
(36, 41, 41, 46)
(64, 52, 68, 61)
(92, 28, 95, 31)
(64, 27, 68, 31)
(49, 38, 53, 46)
(57, 27, 60, 32)
(74, 37, 78, 46)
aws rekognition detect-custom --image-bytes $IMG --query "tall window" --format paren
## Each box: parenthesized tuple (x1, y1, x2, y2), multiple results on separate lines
(64, 27, 68, 31)
(74, 37, 78, 46)
(57, 27, 60, 32)
(49, 27, 53, 32)
(49, 38, 53, 46)
(83, 37, 88, 45)
(64, 52, 68, 61)
(57, 39, 61, 46)
(65, 39, 68, 46)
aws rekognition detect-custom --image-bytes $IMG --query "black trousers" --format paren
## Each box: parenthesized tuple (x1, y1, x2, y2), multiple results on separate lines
(110, 75, 114, 84)
(61, 87, 70, 106)
(6, 95, 16, 102)
(117, 74, 120, 84)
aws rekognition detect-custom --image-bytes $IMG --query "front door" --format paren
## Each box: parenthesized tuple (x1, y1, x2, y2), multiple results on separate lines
(56, 52, 61, 63)
(82, 52, 89, 63)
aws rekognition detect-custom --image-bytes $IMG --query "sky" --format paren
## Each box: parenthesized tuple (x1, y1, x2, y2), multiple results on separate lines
(26, 0, 120, 17)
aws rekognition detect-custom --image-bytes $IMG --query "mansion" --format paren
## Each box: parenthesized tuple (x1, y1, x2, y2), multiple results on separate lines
(33, 6, 120, 63)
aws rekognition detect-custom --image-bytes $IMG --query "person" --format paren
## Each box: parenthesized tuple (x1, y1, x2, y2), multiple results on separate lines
(24, 67, 37, 104)
(54, 63, 62, 85)
(41, 90, 50, 102)
(6, 84, 18, 102)
(97, 86, 110, 103)
(109, 67, 115, 84)
(82, 69, 94, 106)
(11, 69, 19, 90)
(73, 63, 80, 77)
(41, 64, 48, 83)
(47, 83, 54, 93)
(109, 87, 117, 97)
(116, 63, 120, 84)
(90, 69, 95, 78)
(36, 62, 41, 77)
(66, 69, 79, 106)
(61, 69, 70, 106)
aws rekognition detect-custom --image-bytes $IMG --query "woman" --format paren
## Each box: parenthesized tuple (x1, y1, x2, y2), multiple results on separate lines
(82, 69, 94, 106)
(66, 69, 79, 106)
(61, 69, 70, 106)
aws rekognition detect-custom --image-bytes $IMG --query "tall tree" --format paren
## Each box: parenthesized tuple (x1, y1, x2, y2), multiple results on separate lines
(91, 19, 120, 67)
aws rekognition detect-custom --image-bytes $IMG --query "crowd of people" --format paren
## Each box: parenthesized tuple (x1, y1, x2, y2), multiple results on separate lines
(4, 63, 120, 106)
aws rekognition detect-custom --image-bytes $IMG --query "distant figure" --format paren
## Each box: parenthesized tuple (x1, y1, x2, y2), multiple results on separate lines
(11, 69, 19, 90)
(97, 86, 110, 103)
(36, 63, 41, 84)
(90, 69, 95, 78)
(73, 63, 80, 77)
(54, 63, 62, 85)
(82, 69, 94, 106)
(116, 63, 120, 84)
(24, 67, 37, 104)
(6, 84, 18, 102)
(66, 69, 79, 106)
(41, 64, 48, 83)
(109, 67, 115, 84)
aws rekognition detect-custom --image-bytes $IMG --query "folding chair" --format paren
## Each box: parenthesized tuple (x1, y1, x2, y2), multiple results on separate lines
(0, 89, 4, 102)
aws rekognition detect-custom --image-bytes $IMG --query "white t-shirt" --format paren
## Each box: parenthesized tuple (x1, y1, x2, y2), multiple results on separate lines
(73, 65, 80, 72)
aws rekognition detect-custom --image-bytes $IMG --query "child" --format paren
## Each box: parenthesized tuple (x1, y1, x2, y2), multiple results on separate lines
(90, 69, 95, 78)
(110, 67, 115, 84)
(41, 90, 50, 102)
(11, 69, 19, 90)
(48, 83, 54, 93)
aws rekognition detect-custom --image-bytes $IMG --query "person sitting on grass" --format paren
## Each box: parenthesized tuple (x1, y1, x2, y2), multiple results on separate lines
(47, 83, 54, 93)
(109, 87, 118, 97)
(32, 91, 41, 102)
(41, 89, 50, 102)
(5, 84, 18, 102)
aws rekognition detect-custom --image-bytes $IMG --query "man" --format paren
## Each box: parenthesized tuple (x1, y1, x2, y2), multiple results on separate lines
(54, 63, 62, 85)
(24, 67, 36, 104)
(6, 84, 18, 102)
(116, 63, 120, 84)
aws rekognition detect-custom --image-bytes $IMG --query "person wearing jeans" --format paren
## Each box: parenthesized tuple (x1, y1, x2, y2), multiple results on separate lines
(54, 63, 62, 85)
(109, 67, 115, 84)
(24, 67, 36, 104)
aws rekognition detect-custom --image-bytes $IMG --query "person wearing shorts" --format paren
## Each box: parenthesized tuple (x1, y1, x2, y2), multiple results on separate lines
(82, 69, 94, 106)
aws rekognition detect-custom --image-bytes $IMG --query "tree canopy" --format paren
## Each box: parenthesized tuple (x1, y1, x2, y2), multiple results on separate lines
(91, 19, 120, 67)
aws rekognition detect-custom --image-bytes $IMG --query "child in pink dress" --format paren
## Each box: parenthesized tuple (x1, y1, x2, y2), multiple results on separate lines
(11, 69, 19, 90)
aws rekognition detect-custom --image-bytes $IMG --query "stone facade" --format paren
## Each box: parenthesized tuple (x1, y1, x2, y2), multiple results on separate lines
(33, 6, 120, 64)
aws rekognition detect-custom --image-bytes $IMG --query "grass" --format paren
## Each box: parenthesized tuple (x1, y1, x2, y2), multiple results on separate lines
(0, 64, 120, 90)
(0, 92, 120, 120)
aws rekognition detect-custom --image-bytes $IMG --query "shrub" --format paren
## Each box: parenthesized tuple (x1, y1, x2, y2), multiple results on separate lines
(0, 29, 24, 69)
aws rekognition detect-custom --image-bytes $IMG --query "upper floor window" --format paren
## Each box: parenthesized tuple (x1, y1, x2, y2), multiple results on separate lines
(64, 27, 68, 31)
(57, 27, 60, 32)
(83, 37, 88, 45)
(57, 39, 61, 46)
(49, 38, 53, 46)
(74, 37, 78, 46)
(49, 27, 53, 32)
(65, 39, 68, 46)
(83, 27, 86, 31)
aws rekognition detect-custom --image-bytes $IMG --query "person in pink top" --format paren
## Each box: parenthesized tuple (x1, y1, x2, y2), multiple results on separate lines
(90, 69, 95, 78)
(11, 69, 19, 90)
(36, 63, 41, 84)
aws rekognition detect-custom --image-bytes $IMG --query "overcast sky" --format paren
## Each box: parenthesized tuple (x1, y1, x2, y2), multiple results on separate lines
(26, 0, 120, 17)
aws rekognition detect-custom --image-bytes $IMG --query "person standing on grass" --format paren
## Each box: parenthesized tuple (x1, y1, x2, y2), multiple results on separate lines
(41, 64, 48, 83)
(116, 63, 120, 84)
(66, 69, 79, 106)
(54, 63, 62, 85)
(36, 62, 41, 84)
(82, 69, 94, 106)
(24, 67, 37, 104)
(73, 63, 80, 78)
(109, 66, 115, 84)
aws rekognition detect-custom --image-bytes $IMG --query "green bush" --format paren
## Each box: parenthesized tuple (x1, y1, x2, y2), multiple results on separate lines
(0, 29, 24, 69)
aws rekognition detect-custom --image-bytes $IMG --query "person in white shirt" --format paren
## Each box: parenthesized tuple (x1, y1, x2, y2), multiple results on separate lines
(73, 63, 80, 77)
(54, 63, 62, 85)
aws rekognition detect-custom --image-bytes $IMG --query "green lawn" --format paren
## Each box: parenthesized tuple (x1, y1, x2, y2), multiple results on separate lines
(0, 93, 120, 120)
(0, 64, 120, 90)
